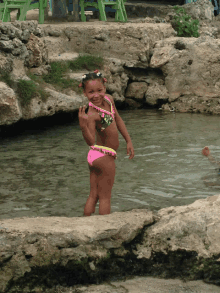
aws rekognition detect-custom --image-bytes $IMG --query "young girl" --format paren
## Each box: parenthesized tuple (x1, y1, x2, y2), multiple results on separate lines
(78, 69, 135, 216)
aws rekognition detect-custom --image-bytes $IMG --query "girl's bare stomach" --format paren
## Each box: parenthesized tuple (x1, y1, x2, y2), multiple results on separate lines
(95, 122, 119, 151)
(88, 106, 119, 151)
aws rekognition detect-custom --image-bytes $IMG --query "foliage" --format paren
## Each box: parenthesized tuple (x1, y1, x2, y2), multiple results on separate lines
(17, 79, 38, 107)
(0, 53, 105, 107)
(172, 6, 200, 38)
(42, 61, 69, 85)
(0, 72, 15, 88)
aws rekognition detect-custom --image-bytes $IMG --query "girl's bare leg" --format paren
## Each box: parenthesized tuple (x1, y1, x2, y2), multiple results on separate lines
(84, 165, 99, 216)
(92, 155, 116, 215)
(92, 196, 99, 213)
(84, 195, 98, 216)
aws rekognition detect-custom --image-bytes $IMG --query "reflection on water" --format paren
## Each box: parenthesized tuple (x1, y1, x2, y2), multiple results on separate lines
(0, 109, 220, 219)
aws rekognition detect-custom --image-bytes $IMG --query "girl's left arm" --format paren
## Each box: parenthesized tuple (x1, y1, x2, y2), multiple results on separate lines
(108, 95, 135, 159)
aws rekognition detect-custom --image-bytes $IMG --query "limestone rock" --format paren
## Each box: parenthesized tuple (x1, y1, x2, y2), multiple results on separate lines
(0, 82, 22, 125)
(39, 22, 177, 64)
(135, 195, 220, 260)
(150, 36, 220, 107)
(145, 83, 169, 106)
(28, 64, 51, 75)
(1, 196, 220, 291)
(1, 16, 220, 125)
(124, 97, 143, 109)
(21, 88, 88, 120)
(0, 209, 154, 292)
(179, 0, 215, 23)
(25, 32, 49, 67)
(161, 95, 220, 114)
(125, 82, 148, 100)
(0, 52, 14, 75)
(10, 58, 30, 81)
(0, 21, 44, 67)
(58, 277, 220, 293)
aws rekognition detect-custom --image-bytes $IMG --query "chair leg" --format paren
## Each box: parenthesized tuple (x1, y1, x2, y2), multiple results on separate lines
(16, 1, 30, 21)
(79, 0, 86, 21)
(121, 1, 127, 21)
(17, 9, 22, 20)
(17, 7, 27, 20)
(97, 0, 106, 21)
(2, 8, 11, 22)
(115, 1, 125, 22)
(39, 0, 45, 23)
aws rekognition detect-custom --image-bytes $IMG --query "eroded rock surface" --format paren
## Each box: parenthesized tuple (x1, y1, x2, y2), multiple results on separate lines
(46, 276, 220, 293)
(0, 195, 220, 292)
(1, 0, 220, 126)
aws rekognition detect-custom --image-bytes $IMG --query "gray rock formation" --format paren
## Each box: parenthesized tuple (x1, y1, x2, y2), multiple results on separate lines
(1, 0, 220, 126)
(0, 194, 220, 292)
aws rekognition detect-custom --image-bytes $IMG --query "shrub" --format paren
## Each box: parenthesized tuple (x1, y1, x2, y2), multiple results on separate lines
(172, 6, 200, 38)
(42, 61, 68, 85)
(17, 79, 38, 107)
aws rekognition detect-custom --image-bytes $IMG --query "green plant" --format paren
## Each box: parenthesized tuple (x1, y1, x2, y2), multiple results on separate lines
(42, 61, 69, 85)
(172, 6, 200, 38)
(17, 79, 39, 107)
(0, 53, 105, 107)
(68, 53, 105, 71)
(0, 72, 15, 88)
(41, 52, 105, 95)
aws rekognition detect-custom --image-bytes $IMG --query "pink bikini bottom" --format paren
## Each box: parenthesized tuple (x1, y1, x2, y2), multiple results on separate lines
(87, 145, 117, 166)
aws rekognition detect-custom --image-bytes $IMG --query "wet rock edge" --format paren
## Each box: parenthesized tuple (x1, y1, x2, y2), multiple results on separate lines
(2, 221, 220, 293)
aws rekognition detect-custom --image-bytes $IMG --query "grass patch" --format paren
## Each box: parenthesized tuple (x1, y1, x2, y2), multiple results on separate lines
(0, 52, 106, 107)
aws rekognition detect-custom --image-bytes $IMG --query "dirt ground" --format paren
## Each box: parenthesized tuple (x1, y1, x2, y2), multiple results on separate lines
(7, 8, 220, 32)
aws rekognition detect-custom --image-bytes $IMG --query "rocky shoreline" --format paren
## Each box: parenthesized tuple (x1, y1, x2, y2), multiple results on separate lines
(0, 194, 220, 292)
(1, 5, 220, 291)
(1, 0, 220, 127)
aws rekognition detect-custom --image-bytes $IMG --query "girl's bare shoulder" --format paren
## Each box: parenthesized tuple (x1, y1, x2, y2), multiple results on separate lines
(105, 93, 113, 101)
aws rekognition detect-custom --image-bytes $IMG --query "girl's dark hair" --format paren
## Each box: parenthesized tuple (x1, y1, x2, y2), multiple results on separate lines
(79, 72, 107, 90)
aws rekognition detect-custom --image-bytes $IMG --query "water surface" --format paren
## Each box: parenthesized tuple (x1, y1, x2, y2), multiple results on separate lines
(1, 109, 220, 219)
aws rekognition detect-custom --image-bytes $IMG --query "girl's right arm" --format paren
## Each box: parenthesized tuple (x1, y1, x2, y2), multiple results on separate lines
(78, 106, 96, 146)
(81, 116, 96, 146)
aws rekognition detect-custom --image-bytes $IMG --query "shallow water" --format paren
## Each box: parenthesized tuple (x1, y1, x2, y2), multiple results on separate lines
(0, 109, 220, 219)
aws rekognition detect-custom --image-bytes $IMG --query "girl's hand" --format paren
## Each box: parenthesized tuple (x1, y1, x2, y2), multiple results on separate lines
(127, 141, 135, 159)
(78, 105, 88, 129)
(202, 146, 210, 156)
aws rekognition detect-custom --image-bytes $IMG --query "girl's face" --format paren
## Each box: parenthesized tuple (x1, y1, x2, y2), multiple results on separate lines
(83, 79, 106, 107)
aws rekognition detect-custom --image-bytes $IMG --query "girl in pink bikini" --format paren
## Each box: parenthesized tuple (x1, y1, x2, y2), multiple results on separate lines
(78, 69, 135, 216)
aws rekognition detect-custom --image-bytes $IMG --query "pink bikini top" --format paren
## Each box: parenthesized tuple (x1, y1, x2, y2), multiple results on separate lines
(89, 95, 115, 131)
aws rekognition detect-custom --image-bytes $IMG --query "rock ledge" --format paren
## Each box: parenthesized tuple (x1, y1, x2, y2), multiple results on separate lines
(1, 195, 220, 292)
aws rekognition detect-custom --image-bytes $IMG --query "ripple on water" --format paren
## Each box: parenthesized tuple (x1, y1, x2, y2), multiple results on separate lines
(1, 110, 220, 218)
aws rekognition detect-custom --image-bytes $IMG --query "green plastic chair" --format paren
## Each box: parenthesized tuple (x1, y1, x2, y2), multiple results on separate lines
(0, 0, 47, 23)
(79, 0, 127, 22)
